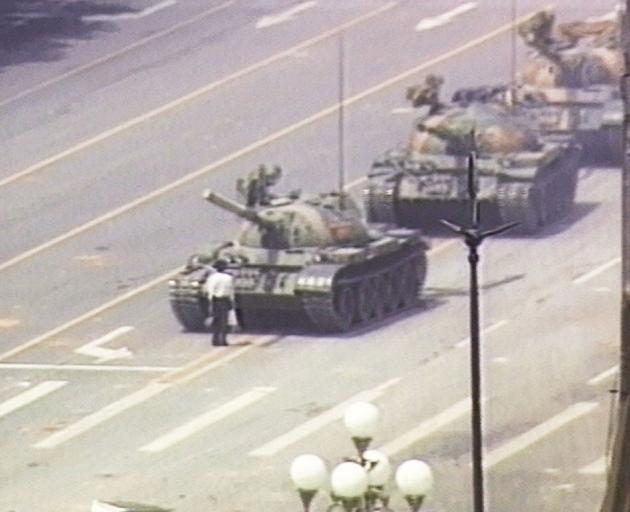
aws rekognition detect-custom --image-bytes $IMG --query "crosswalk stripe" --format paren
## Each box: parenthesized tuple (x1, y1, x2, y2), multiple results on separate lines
(0, 381, 67, 419)
(249, 378, 400, 457)
(33, 382, 170, 449)
(380, 398, 471, 456)
(579, 456, 606, 475)
(140, 387, 276, 452)
(484, 402, 598, 468)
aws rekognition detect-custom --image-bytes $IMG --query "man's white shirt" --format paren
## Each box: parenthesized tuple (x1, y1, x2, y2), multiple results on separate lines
(205, 271, 235, 301)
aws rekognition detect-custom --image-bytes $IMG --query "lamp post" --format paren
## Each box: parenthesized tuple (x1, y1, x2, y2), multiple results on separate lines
(440, 143, 518, 512)
(290, 401, 434, 512)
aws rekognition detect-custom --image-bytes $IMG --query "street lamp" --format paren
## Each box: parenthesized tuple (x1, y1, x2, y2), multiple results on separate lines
(290, 401, 434, 512)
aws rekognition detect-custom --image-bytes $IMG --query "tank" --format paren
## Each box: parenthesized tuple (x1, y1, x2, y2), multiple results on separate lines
(169, 170, 429, 333)
(365, 78, 582, 234)
(515, 9, 622, 162)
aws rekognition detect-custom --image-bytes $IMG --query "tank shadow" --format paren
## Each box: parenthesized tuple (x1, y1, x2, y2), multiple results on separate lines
(0, 1, 136, 70)
(423, 273, 525, 299)
(415, 201, 599, 239)
(233, 297, 447, 340)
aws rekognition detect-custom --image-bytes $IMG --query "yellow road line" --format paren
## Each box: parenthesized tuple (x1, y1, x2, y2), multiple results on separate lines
(0, 8, 541, 361)
(0, 2, 397, 189)
(0, 7, 541, 275)
(0, 1, 236, 110)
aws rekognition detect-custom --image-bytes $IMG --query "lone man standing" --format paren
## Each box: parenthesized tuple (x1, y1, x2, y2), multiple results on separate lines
(204, 259, 235, 346)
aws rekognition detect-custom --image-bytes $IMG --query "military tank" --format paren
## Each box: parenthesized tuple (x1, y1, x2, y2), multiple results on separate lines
(365, 77, 582, 234)
(514, 9, 622, 162)
(169, 169, 429, 333)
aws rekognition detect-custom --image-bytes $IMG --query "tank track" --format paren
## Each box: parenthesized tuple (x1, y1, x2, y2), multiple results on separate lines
(169, 278, 209, 332)
(300, 248, 427, 333)
(170, 297, 208, 332)
(496, 147, 580, 234)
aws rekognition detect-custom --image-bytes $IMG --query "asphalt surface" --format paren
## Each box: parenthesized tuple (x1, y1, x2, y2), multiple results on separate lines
(0, 1, 622, 511)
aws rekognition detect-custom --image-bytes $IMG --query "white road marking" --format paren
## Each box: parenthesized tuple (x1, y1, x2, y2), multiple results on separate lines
(0, 318, 21, 328)
(345, 176, 367, 190)
(249, 378, 400, 456)
(0, 381, 66, 419)
(160, 345, 254, 385)
(0, 7, 540, 279)
(415, 2, 478, 32)
(256, 1, 317, 29)
(0, 363, 174, 372)
(427, 239, 458, 256)
(140, 387, 276, 452)
(573, 257, 621, 285)
(594, 287, 612, 293)
(83, 0, 177, 21)
(380, 398, 471, 456)
(0, 3, 395, 190)
(587, 365, 619, 386)
(34, 382, 171, 448)
(0, 1, 234, 110)
(0, 8, 542, 359)
(579, 456, 606, 475)
(456, 319, 509, 348)
(391, 107, 415, 114)
(483, 402, 598, 468)
(74, 326, 134, 363)
(491, 357, 509, 364)
(0, 267, 181, 362)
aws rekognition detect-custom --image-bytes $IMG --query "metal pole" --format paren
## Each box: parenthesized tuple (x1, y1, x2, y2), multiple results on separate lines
(338, 30, 346, 208)
(441, 146, 518, 512)
(468, 237, 484, 512)
(600, 2, 630, 510)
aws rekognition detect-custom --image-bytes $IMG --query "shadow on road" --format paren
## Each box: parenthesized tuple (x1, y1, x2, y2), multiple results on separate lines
(0, 1, 136, 69)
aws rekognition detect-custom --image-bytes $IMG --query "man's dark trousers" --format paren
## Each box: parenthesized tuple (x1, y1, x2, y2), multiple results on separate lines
(211, 297, 231, 346)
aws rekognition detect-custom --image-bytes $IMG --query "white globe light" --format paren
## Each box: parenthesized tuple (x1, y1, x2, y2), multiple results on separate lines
(363, 449, 392, 486)
(395, 459, 434, 498)
(331, 462, 369, 498)
(343, 402, 380, 438)
(290, 454, 328, 491)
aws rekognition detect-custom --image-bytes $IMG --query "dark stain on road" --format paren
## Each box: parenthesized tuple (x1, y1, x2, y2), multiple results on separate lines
(0, 1, 137, 69)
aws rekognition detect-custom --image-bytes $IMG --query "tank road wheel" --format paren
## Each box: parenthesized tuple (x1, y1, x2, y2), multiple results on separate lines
(602, 126, 622, 165)
(400, 261, 420, 307)
(380, 272, 397, 313)
(333, 285, 357, 331)
(372, 274, 390, 319)
(356, 279, 375, 324)
(389, 267, 407, 310)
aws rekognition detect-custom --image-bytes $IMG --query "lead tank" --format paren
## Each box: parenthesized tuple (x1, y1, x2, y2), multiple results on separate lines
(169, 171, 429, 333)
(365, 78, 582, 233)
(515, 9, 622, 162)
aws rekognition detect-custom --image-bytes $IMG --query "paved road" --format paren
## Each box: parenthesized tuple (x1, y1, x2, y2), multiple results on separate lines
(0, 1, 620, 511)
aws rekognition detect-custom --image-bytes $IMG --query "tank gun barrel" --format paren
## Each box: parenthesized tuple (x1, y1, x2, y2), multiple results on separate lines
(202, 189, 275, 229)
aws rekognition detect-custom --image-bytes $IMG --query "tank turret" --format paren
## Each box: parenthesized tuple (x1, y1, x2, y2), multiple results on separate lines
(365, 77, 582, 234)
(513, 9, 622, 162)
(518, 10, 622, 88)
(169, 170, 429, 333)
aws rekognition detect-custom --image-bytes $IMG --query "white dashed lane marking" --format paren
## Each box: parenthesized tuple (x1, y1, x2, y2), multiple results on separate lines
(573, 257, 621, 285)
(380, 398, 471, 456)
(34, 382, 170, 449)
(249, 378, 400, 457)
(483, 402, 599, 469)
(0, 381, 67, 419)
(140, 387, 276, 452)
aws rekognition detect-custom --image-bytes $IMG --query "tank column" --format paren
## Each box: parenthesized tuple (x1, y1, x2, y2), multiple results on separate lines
(440, 143, 518, 512)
